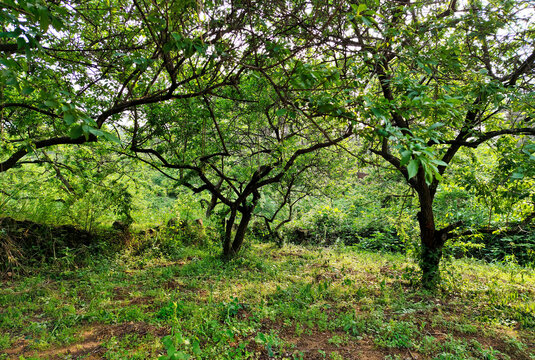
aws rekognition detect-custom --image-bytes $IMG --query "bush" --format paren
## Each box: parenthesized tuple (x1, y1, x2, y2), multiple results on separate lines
(446, 229, 535, 266)
(130, 218, 210, 258)
(280, 205, 405, 253)
(0, 217, 117, 272)
(355, 230, 405, 253)
(282, 205, 354, 245)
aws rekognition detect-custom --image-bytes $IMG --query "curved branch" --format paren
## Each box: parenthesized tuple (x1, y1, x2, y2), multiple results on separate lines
(0, 103, 59, 118)
(441, 126, 535, 148)
(257, 128, 353, 188)
(0, 135, 97, 173)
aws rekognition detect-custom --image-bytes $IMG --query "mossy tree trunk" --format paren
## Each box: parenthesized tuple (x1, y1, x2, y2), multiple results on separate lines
(414, 175, 451, 289)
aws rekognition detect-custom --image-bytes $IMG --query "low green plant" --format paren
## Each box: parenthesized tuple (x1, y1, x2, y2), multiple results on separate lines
(375, 320, 417, 349)
(327, 334, 347, 347)
(159, 332, 201, 360)
(332, 311, 365, 337)
(220, 297, 245, 322)
(255, 331, 282, 358)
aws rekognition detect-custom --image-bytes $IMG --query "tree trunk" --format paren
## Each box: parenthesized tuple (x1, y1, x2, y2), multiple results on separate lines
(222, 203, 256, 258)
(223, 208, 237, 257)
(231, 207, 253, 254)
(415, 181, 442, 289)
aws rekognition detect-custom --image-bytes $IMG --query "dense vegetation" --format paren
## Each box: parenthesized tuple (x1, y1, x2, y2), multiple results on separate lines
(1, 0, 534, 359)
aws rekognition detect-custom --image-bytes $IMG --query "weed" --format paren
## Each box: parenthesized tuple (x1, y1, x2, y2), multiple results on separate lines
(327, 334, 348, 347)
(220, 297, 245, 322)
(332, 311, 365, 337)
(255, 331, 282, 357)
(375, 320, 417, 349)
(329, 351, 344, 360)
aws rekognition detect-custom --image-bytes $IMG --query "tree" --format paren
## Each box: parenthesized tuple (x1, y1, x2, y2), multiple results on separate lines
(323, 0, 535, 287)
(127, 74, 352, 256)
(1, 0, 354, 256)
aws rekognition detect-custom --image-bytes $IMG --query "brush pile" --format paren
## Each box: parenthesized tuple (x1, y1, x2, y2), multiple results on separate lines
(0, 217, 95, 272)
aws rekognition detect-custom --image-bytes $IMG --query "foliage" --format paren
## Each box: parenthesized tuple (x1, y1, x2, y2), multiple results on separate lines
(3, 1, 535, 358)
(447, 230, 535, 267)
(0, 216, 117, 272)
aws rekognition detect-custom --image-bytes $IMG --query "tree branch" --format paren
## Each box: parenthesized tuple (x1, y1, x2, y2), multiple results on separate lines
(0, 135, 96, 173)
(0, 103, 59, 118)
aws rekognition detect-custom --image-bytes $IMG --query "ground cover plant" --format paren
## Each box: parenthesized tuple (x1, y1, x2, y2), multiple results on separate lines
(1, 239, 534, 360)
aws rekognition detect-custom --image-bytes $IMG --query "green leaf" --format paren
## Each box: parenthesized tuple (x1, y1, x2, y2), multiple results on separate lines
(400, 150, 412, 166)
(371, 107, 385, 120)
(88, 128, 104, 137)
(430, 159, 448, 167)
(0, 29, 22, 38)
(24, 144, 34, 155)
(192, 341, 201, 355)
(44, 99, 58, 108)
(103, 131, 121, 144)
(21, 86, 34, 95)
(376, 128, 389, 137)
(82, 125, 92, 139)
(16, 37, 26, 50)
(424, 170, 433, 185)
(69, 125, 84, 139)
(6, 77, 20, 89)
(428, 122, 444, 130)
(162, 336, 173, 349)
(51, 16, 64, 30)
(275, 109, 287, 116)
(63, 112, 75, 125)
(39, 9, 51, 31)
(82, 116, 98, 127)
(407, 159, 419, 179)
(511, 172, 524, 179)
(362, 16, 376, 26)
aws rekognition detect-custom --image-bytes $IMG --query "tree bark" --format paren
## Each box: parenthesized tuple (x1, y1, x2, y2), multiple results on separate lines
(223, 208, 237, 257)
(415, 177, 443, 289)
(231, 207, 254, 254)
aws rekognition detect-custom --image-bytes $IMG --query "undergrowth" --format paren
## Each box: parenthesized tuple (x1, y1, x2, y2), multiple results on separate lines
(0, 238, 534, 359)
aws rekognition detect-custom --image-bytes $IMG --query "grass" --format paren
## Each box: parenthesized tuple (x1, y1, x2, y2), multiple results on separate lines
(0, 241, 534, 360)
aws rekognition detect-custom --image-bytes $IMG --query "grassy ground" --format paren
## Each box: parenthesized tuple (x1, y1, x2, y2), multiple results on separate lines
(1, 242, 534, 360)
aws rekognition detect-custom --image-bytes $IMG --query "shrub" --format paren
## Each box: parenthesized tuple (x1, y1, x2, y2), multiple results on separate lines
(445, 229, 535, 266)
(0, 217, 116, 272)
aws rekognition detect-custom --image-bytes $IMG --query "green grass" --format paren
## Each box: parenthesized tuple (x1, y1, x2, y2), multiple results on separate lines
(1, 242, 534, 359)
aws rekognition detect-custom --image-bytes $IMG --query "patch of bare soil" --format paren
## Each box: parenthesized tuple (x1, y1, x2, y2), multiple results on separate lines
(251, 319, 419, 360)
(416, 312, 532, 360)
(3, 321, 169, 360)
(282, 331, 420, 360)
(129, 295, 155, 306)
